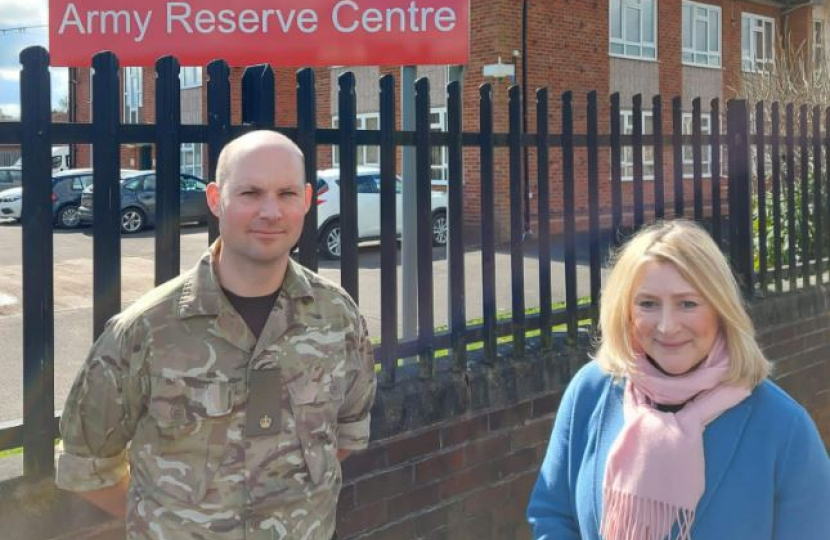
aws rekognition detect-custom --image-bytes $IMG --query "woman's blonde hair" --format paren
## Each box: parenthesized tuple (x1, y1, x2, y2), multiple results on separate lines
(596, 219, 770, 387)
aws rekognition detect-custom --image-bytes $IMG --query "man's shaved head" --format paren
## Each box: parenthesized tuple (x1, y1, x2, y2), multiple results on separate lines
(215, 130, 305, 193)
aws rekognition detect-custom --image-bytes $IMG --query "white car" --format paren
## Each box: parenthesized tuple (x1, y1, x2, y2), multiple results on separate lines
(0, 187, 22, 221)
(316, 167, 449, 259)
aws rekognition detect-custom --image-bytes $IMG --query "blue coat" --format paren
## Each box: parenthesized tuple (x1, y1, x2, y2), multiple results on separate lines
(527, 361, 830, 540)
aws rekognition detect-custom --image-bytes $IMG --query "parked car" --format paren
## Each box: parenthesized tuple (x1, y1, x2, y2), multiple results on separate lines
(0, 166, 23, 190)
(0, 186, 22, 220)
(78, 172, 209, 234)
(316, 167, 449, 259)
(0, 168, 139, 227)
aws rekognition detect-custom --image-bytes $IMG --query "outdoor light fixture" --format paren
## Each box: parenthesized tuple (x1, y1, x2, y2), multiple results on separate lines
(482, 56, 515, 79)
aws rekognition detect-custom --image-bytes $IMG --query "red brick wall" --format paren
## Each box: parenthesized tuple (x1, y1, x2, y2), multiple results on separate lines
(335, 286, 830, 540)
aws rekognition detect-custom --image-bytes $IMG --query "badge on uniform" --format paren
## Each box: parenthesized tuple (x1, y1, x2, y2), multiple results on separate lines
(245, 368, 284, 436)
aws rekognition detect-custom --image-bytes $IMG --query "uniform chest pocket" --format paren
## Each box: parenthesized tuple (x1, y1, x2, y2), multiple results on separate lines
(286, 374, 340, 485)
(141, 376, 235, 505)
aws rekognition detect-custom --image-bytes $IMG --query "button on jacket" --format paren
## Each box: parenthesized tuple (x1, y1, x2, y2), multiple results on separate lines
(57, 243, 377, 540)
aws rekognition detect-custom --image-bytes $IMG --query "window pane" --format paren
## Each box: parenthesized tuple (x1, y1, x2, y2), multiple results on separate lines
(764, 23, 773, 61)
(365, 116, 379, 130)
(695, 19, 707, 52)
(683, 5, 692, 49)
(626, 44, 642, 57)
(643, 2, 654, 43)
(365, 146, 379, 165)
(611, 0, 622, 39)
(742, 17, 750, 54)
(642, 46, 655, 58)
(610, 42, 625, 54)
(625, 6, 641, 42)
(710, 12, 720, 52)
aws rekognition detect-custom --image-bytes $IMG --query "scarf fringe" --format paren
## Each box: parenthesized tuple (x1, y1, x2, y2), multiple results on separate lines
(601, 488, 696, 540)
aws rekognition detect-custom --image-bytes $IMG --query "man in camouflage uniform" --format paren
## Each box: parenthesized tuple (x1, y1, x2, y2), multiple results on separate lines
(56, 130, 377, 540)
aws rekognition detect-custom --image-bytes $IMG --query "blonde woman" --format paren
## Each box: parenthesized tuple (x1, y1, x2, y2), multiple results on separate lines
(527, 220, 830, 540)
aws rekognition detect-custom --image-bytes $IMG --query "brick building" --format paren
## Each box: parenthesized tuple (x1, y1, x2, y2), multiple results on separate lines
(68, 0, 830, 239)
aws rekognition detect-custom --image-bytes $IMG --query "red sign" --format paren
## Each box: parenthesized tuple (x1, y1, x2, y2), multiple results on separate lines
(49, 0, 469, 67)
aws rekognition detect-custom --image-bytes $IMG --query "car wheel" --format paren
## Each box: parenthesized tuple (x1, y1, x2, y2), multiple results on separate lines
(56, 205, 81, 229)
(432, 210, 448, 246)
(318, 220, 341, 260)
(121, 208, 146, 234)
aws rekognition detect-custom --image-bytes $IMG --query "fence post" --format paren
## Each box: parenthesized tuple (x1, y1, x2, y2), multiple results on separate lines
(447, 80, 466, 370)
(508, 85, 525, 357)
(91, 52, 122, 340)
(537, 88, 552, 350)
(415, 77, 434, 377)
(19, 45, 55, 479)
(479, 84, 497, 363)
(241, 65, 275, 127)
(207, 60, 231, 245)
(379, 74, 398, 385)
(727, 99, 754, 298)
(337, 72, 358, 300)
(562, 91, 578, 344)
(155, 56, 182, 286)
(296, 68, 319, 271)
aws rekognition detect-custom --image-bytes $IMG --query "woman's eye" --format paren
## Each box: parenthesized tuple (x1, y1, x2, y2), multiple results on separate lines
(637, 300, 657, 309)
(680, 300, 699, 309)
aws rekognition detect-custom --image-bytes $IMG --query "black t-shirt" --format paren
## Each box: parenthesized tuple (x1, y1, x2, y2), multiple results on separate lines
(221, 286, 280, 340)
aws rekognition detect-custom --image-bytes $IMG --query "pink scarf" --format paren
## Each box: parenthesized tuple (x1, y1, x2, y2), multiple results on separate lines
(600, 337, 750, 540)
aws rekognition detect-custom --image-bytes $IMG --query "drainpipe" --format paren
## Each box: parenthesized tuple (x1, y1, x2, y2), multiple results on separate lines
(522, 0, 530, 236)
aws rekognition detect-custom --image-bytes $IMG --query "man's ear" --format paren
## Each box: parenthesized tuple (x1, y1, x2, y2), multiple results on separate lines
(206, 182, 222, 218)
(303, 182, 313, 213)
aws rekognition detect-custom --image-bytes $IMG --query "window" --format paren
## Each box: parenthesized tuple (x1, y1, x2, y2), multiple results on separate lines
(742, 14, 775, 72)
(181, 176, 206, 192)
(609, 0, 657, 60)
(357, 174, 380, 194)
(682, 112, 712, 178)
(123, 67, 143, 124)
(181, 67, 202, 89)
(180, 143, 204, 177)
(332, 113, 381, 168)
(70, 175, 93, 191)
(815, 20, 825, 73)
(682, 2, 721, 67)
(620, 109, 655, 181)
(430, 108, 449, 181)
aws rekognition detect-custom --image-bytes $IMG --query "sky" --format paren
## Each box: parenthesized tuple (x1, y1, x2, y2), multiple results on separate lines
(0, 0, 67, 119)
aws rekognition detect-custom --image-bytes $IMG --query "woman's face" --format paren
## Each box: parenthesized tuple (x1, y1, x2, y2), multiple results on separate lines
(630, 261, 720, 375)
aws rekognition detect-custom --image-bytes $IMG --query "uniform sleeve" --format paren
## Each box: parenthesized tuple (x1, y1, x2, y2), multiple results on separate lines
(56, 318, 147, 492)
(773, 406, 830, 538)
(337, 313, 377, 451)
(526, 369, 584, 540)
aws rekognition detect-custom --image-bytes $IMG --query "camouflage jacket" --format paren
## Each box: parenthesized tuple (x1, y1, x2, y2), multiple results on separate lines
(56, 243, 377, 540)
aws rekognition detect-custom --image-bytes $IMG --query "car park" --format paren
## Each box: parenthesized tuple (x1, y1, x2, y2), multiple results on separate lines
(315, 167, 449, 259)
(78, 172, 209, 234)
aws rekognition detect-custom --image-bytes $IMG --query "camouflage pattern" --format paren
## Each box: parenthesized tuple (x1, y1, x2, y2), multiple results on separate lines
(57, 241, 377, 540)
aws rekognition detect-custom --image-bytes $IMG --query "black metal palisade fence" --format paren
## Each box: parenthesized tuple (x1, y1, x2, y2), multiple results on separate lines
(1, 46, 829, 480)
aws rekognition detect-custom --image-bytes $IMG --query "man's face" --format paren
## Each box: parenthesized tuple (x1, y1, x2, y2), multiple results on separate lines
(207, 143, 311, 269)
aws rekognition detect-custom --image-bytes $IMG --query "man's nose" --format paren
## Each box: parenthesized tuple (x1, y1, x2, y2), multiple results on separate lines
(259, 195, 282, 219)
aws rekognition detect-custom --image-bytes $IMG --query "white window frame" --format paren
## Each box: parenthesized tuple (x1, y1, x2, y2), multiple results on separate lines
(180, 67, 203, 89)
(180, 143, 203, 177)
(609, 0, 658, 61)
(814, 20, 825, 74)
(682, 112, 712, 178)
(682, 1, 721, 68)
(332, 113, 381, 168)
(430, 108, 449, 181)
(620, 109, 655, 181)
(741, 13, 775, 73)
(123, 67, 142, 124)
